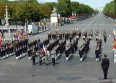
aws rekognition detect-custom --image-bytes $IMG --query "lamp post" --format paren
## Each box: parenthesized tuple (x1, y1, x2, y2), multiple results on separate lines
(4, 5, 11, 41)
(24, 0, 28, 34)
(5, 5, 10, 26)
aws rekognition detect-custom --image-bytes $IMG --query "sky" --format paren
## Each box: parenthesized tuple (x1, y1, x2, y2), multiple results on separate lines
(38, 0, 113, 9)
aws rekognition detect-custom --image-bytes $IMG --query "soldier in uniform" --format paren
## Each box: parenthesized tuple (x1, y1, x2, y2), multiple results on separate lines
(28, 47, 32, 60)
(51, 50, 56, 66)
(2, 47, 6, 59)
(82, 30, 87, 40)
(32, 47, 36, 65)
(88, 29, 93, 40)
(39, 49, 43, 65)
(95, 44, 100, 61)
(101, 54, 110, 79)
(79, 45, 83, 61)
(103, 30, 107, 43)
(0, 48, 3, 59)
(15, 47, 17, 59)
(95, 30, 99, 41)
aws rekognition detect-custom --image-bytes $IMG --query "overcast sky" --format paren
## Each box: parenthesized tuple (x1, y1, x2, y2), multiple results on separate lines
(38, 0, 113, 9)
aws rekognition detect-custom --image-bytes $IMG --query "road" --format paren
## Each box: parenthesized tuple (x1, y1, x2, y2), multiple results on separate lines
(0, 13, 116, 83)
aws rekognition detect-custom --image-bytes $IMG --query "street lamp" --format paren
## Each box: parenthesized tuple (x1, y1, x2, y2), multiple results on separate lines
(4, 5, 11, 41)
(24, 0, 28, 34)
(4, 5, 10, 26)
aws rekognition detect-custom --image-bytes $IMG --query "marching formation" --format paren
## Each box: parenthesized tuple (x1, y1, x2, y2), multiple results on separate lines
(0, 27, 116, 66)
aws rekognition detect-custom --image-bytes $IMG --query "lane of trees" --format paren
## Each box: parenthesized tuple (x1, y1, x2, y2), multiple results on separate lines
(103, 0, 116, 18)
(0, 0, 97, 24)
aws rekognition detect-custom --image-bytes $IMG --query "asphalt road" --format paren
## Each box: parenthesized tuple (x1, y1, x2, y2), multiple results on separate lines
(0, 13, 116, 83)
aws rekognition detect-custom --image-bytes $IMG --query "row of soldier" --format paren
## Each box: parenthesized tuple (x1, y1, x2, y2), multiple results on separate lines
(48, 29, 107, 43)
(79, 38, 90, 61)
(0, 41, 14, 59)
(0, 29, 107, 65)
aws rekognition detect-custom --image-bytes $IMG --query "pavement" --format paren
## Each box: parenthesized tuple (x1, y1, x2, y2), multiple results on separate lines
(0, 12, 116, 83)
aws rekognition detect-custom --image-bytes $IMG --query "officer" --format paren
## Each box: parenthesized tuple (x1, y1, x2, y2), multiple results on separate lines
(32, 47, 36, 65)
(103, 31, 107, 43)
(28, 47, 32, 60)
(0, 48, 3, 59)
(95, 44, 100, 61)
(15, 47, 18, 59)
(95, 30, 99, 41)
(101, 54, 110, 79)
(69, 34, 72, 43)
(51, 50, 56, 66)
(79, 45, 84, 61)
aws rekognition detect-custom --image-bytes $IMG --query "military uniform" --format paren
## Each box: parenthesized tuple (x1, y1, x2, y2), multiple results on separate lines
(32, 49, 36, 65)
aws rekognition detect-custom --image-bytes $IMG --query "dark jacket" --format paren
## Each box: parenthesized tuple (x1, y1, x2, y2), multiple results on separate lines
(101, 58, 110, 70)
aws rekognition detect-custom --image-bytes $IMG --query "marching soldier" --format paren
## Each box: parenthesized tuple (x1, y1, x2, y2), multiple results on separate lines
(51, 50, 56, 66)
(0, 48, 3, 59)
(32, 47, 36, 65)
(79, 44, 84, 61)
(28, 47, 32, 60)
(95, 44, 100, 61)
(69, 34, 72, 43)
(95, 30, 99, 41)
(39, 49, 43, 65)
(103, 30, 107, 43)
(15, 47, 19, 60)
(82, 30, 87, 40)
(88, 29, 93, 40)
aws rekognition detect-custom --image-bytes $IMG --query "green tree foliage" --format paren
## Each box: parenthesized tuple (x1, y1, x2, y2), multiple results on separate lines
(57, 0, 71, 16)
(0, 3, 6, 19)
(44, 2, 57, 10)
(0, 0, 95, 22)
(57, 0, 94, 16)
(39, 4, 52, 18)
(0, 0, 8, 3)
(15, 2, 40, 22)
(103, 1, 116, 18)
(78, 3, 94, 14)
(114, 0, 116, 16)
(71, 1, 79, 14)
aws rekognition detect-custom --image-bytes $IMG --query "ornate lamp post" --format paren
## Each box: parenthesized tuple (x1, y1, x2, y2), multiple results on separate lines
(4, 5, 11, 41)
(4, 5, 10, 26)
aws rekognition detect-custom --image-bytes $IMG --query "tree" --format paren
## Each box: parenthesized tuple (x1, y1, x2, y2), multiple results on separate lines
(14, 2, 40, 22)
(44, 2, 57, 10)
(0, 0, 8, 3)
(57, 0, 71, 16)
(0, 3, 6, 19)
(103, 1, 116, 18)
(114, 0, 116, 16)
(71, 1, 79, 14)
(39, 4, 52, 18)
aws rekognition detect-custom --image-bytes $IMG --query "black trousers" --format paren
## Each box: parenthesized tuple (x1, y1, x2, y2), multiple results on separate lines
(104, 37, 107, 43)
(103, 69, 108, 79)
(52, 58, 55, 65)
(32, 57, 35, 65)
(39, 57, 42, 65)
